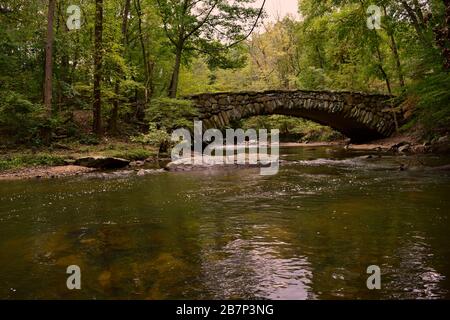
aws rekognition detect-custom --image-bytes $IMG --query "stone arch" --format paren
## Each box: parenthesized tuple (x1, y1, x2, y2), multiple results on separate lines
(188, 90, 400, 143)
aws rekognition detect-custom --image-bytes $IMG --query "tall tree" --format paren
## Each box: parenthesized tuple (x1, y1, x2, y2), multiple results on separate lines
(135, 0, 153, 103)
(109, 0, 132, 134)
(44, 0, 56, 115)
(93, 0, 104, 135)
(382, 5, 405, 88)
(156, 0, 266, 98)
(434, 0, 450, 70)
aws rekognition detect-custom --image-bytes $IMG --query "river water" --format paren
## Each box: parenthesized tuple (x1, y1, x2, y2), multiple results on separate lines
(0, 146, 449, 299)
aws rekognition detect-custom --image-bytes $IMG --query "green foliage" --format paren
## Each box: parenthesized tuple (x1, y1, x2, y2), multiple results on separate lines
(156, 0, 263, 96)
(79, 134, 101, 146)
(241, 115, 343, 142)
(155, 0, 262, 61)
(0, 153, 66, 171)
(408, 72, 450, 133)
(300, 127, 344, 143)
(178, 1, 450, 138)
(1, 0, 449, 148)
(0, 91, 51, 144)
(112, 148, 154, 161)
(131, 124, 171, 153)
(146, 98, 198, 131)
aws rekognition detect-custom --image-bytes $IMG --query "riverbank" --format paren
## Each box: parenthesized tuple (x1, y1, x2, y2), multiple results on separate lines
(0, 165, 96, 181)
(270, 133, 448, 154)
(1, 134, 449, 181)
(0, 139, 159, 180)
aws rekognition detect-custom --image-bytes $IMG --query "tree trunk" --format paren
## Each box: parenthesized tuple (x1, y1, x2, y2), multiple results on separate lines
(400, 0, 429, 46)
(445, 0, 450, 70)
(375, 43, 392, 95)
(57, 2, 71, 112)
(375, 36, 398, 132)
(382, 6, 405, 88)
(316, 45, 324, 69)
(109, 0, 131, 134)
(122, 0, 131, 44)
(110, 82, 120, 134)
(71, 32, 80, 83)
(168, 47, 182, 98)
(93, 0, 103, 136)
(43, 0, 56, 115)
(434, 0, 450, 70)
(390, 33, 405, 88)
(412, 0, 425, 25)
(135, 0, 153, 105)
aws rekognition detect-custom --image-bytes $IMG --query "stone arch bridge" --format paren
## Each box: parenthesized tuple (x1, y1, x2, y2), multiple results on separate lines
(187, 90, 401, 142)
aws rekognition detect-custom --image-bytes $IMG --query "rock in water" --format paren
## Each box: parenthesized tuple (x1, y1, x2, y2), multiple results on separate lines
(165, 156, 268, 172)
(429, 164, 450, 171)
(398, 144, 411, 153)
(74, 157, 130, 169)
(390, 141, 410, 153)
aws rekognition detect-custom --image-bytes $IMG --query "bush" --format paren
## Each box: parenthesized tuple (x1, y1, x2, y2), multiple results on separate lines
(112, 148, 154, 161)
(79, 134, 101, 145)
(241, 115, 343, 142)
(0, 154, 66, 171)
(146, 98, 199, 131)
(408, 73, 450, 136)
(300, 127, 343, 142)
(0, 90, 63, 145)
(0, 91, 44, 143)
(131, 124, 172, 153)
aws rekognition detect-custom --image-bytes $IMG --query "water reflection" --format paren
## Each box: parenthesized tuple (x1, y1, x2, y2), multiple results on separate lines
(0, 146, 449, 299)
(197, 223, 315, 300)
(384, 232, 447, 299)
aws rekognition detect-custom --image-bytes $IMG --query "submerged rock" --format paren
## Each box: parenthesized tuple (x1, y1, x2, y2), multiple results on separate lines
(398, 144, 411, 153)
(74, 157, 130, 169)
(390, 141, 411, 153)
(130, 160, 146, 167)
(429, 164, 450, 171)
(83, 170, 134, 179)
(165, 156, 274, 172)
(136, 169, 165, 176)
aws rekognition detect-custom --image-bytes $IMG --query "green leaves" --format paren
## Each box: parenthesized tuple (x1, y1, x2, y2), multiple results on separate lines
(156, 0, 264, 96)
(146, 97, 199, 131)
(0, 91, 53, 143)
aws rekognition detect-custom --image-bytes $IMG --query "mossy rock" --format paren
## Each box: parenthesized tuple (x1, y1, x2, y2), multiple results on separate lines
(74, 157, 130, 169)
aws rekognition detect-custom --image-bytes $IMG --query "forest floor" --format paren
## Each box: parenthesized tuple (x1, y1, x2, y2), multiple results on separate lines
(0, 133, 449, 181)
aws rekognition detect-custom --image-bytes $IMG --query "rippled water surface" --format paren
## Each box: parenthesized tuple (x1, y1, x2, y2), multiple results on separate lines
(1, 146, 450, 299)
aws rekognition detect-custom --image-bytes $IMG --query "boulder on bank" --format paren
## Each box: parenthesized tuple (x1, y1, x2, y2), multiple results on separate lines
(430, 136, 450, 154)
(390, 141, 411, 153)
(74, 157, 130, 169)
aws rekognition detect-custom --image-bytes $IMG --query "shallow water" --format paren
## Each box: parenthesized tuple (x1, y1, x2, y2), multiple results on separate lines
(0, 146, 449, 299)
